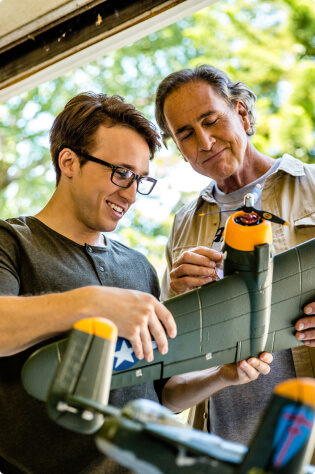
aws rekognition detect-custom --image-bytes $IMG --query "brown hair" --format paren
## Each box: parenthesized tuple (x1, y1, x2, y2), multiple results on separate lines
(50, 92, 161, 185)
(155, 65, 257, 146)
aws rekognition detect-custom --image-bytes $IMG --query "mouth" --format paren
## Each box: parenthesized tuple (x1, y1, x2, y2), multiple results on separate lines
(202, 147, 226, 164)
(106, 200, 126, 217)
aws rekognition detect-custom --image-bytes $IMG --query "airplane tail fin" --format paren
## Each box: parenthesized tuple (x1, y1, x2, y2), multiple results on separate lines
(46, 317, 118, 434)
(238, 378, 315, 474)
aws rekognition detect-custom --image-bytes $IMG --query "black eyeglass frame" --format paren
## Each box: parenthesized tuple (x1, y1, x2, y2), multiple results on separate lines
(70, 148, 157, 195)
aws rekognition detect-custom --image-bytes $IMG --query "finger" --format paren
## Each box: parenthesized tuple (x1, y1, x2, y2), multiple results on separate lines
(238, 360, 259, 381)
(140, 325, 155, 363)
(128, 332, 144, 361)
(301, 340, 315, 347)
(259, 352, 273, 364)
(174, 248, 223, 268)
(304, 304, 315, 315)
(156, 303, 177, 339)
(149, 323, 168, 354)
(149, 304, 175, 353)
(295, 315, 315, 331)
(171, 263, 217, 279)
(173, 252, 216, 270)
(303, 339, 315, 347)
(247, 357, 271, 375)
(193, 247, 223, 262)
(170, 275, 215, 294)
(296, 328, 315, 342)
(146, 305, 176, 362)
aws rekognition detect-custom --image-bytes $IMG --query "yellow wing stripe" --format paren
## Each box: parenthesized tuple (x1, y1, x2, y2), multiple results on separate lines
(74, 317, 118, 341)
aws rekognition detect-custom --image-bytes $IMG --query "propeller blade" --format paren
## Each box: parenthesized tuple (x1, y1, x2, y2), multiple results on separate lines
(254, 209, 289, 226)
(199, 208, 240, 217)
(199, 182, 288, 226)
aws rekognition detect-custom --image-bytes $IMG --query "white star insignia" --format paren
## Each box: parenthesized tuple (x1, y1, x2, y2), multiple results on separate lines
(114, 340, 135, 369)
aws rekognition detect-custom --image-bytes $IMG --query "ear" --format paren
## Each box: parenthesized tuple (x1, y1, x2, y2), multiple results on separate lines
(58, 149, 78, 179)
(236, 101, 250, 133)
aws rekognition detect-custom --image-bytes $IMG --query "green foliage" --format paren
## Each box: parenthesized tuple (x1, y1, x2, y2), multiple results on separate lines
(0, 0, 314, 277)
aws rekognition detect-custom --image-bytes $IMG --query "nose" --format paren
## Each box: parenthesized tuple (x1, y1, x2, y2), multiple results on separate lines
(118, 180, 137, 204)
(196, 128, 215, 151)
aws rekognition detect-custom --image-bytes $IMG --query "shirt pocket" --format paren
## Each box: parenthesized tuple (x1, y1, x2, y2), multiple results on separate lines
(293, 212, 315, 241)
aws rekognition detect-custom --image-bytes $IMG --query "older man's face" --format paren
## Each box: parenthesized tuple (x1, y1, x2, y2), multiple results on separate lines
(163, 81, 251, 186)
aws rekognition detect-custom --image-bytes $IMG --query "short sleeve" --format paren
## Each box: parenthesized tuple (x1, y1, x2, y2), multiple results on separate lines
(0, 221, 21, 295)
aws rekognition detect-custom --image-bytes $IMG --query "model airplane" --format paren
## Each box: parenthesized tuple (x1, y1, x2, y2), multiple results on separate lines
(95, 377, 315, 474)
(22, 191, 315, 398)
(22, 316, 315, 474)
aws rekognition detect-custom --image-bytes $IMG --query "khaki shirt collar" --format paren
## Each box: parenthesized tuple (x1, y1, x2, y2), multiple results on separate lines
(197, 181, 216, 209)
(197, 154, 305, 209)
(277, 153, 306, 176)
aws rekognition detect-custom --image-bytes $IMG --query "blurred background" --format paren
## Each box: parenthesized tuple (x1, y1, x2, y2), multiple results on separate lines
(0, 0, 314, 280)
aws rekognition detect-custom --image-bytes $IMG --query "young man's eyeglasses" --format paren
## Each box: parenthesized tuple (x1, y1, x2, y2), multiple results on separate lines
(70, 148, 157, 195)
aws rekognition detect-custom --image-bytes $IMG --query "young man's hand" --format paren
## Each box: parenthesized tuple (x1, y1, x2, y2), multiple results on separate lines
(90, 287, 177, 362)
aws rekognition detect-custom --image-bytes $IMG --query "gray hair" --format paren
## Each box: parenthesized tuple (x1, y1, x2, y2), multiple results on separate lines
(155, 65, 257, 145)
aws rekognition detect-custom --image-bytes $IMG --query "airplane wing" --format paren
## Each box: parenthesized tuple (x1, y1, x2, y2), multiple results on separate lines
(22, 238, 315, 401)
(111, 238, 315, 388)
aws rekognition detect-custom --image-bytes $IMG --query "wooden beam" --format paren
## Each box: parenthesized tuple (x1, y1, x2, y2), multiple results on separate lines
(0, 0, 217, 101)
(0, 0, 103, 51)
(0, 0, 183, 89)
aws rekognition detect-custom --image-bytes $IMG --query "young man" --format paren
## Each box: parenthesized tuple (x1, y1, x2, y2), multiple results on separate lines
(0, 92, 176, 473)
(155, 65, 315, 445)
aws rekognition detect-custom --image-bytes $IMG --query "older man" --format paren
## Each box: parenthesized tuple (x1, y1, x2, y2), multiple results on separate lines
(155, 65, 315, 445)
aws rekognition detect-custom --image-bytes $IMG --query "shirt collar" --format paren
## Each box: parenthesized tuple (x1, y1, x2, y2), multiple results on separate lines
(194, 180, 217, 209)
(277, 154, 306, 177)
(196, 154, 304, 208)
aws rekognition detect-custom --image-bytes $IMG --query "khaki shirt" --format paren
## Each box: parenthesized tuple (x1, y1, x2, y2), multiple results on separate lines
(162, 154, 315, 301)
(161, 154, 315, 432)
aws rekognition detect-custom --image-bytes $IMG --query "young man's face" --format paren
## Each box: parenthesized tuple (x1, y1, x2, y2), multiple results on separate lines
(69, 124, 151, 233)
(163, 81, 250, 186)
